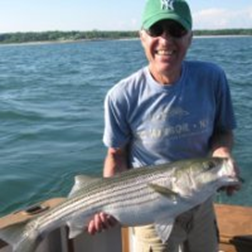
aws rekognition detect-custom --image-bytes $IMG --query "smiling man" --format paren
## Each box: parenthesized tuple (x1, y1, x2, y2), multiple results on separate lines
(87, 0, 239, 251)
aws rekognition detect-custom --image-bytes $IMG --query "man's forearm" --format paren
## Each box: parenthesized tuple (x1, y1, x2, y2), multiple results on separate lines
(103, 147, 129, 177)
(210, 130, 234, 157)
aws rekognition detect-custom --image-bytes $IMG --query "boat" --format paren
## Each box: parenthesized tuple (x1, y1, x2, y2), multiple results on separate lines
(0, 203, 252, 252)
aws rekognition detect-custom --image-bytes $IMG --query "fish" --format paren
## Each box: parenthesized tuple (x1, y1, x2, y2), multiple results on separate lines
(0, 157, 239, 252)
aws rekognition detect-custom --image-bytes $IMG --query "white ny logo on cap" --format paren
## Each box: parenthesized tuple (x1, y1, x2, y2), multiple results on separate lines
(161, 0, 175, 10)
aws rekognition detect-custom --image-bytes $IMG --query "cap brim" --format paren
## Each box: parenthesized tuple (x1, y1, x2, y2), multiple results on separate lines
(143, 13, 191, 31)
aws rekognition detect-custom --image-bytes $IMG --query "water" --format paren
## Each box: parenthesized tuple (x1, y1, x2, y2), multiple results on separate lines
(0, 36, 251, 216)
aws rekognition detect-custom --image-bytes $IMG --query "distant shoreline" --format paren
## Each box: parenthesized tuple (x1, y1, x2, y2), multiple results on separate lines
(0, 35, 251, 47)
(0, 29, 251, 45)
(193, 34, 252, 39)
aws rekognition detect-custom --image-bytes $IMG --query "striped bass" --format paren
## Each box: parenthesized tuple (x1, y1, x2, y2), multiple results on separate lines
(0, 157, 239, 252)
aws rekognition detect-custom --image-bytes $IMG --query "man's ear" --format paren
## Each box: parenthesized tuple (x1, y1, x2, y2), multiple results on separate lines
(139, 30, 146, 48)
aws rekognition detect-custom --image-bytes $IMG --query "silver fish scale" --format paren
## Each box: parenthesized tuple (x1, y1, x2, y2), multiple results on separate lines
(32, 160, 210, 232)
(2, 158, 239, 252)
(31, 165, 177, 232)
(27, 159, 232, 242)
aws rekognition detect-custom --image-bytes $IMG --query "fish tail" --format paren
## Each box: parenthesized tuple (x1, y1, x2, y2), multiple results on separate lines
(0, 223, 39, 252)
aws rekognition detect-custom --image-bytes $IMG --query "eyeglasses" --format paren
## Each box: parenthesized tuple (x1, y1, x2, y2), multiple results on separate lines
(145, 20, 188, 38)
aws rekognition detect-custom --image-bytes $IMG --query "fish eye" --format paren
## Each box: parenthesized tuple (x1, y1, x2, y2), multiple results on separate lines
(203, 161, 216, 170)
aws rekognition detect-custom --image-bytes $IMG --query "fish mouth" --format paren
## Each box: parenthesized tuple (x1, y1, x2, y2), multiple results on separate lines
(222, 176, 240, 186)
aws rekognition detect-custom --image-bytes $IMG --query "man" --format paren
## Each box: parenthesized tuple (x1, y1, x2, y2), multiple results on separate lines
(87, 0, 239, 251)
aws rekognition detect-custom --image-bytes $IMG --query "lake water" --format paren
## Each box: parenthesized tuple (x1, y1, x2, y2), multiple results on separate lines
(0, 36, 252, 216)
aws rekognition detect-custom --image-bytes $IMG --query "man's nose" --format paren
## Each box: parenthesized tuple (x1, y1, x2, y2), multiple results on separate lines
(160, 30, 175, 41)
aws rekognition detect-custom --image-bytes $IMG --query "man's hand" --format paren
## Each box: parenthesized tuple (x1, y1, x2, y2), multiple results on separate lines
(210, 130, 242, 196)
(86, 147, 128, 235)
(87, 212, 118, 235)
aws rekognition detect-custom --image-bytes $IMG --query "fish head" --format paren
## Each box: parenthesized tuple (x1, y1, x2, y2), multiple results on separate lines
(215, 157, 240, 186)
(172, 157, 239, 196)
(192, 157, 239, 189)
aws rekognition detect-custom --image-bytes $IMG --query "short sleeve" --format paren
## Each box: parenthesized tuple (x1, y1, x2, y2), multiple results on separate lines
(103, 89, 131, 148)
(214, 68, 237, 131)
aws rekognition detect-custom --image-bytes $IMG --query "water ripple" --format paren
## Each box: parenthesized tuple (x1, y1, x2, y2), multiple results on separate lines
(0, 37, 252, 215)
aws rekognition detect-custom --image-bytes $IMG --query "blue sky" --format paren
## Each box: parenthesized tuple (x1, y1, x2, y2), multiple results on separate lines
(1, 0, 252, 33)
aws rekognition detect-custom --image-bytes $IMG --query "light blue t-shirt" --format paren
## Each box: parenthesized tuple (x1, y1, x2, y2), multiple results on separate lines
(103, 61, 236, 168)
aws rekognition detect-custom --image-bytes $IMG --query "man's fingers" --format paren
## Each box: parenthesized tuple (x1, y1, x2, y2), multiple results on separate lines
(94, 213, 103, 232)
(86, 213, 118, 235)
(87, 219, 96, 235)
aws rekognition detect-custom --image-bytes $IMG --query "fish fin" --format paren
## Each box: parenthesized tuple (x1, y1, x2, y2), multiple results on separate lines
(0, 222, 39, 252)
(67, 225, 83, 239)
(67, 219, 86, 239)
(68, 175, 101, 197)
(154, 219, 174, 243)
(148, 183, 179, 201)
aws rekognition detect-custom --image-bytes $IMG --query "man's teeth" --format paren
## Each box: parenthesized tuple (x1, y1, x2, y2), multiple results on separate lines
(156, 50, 174, 56)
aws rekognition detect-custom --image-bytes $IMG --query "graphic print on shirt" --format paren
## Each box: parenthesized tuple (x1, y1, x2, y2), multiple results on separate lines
(135, 105, 212, 143)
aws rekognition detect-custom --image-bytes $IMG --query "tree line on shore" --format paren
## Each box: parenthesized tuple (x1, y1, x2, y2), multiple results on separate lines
(0, 29, 251, 44)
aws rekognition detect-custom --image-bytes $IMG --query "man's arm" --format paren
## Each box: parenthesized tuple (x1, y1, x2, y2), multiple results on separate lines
(103, 147, 129, 177)
(210, 129, 234, 158)
(210, 129, 240, 195)
(87, 147, 129, 234)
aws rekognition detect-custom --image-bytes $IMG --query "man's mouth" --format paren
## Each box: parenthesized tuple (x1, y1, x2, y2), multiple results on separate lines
(155, 49, 174, 56)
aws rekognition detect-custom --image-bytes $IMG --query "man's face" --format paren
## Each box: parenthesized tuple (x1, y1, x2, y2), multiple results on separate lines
(140, 20, 193, 84)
